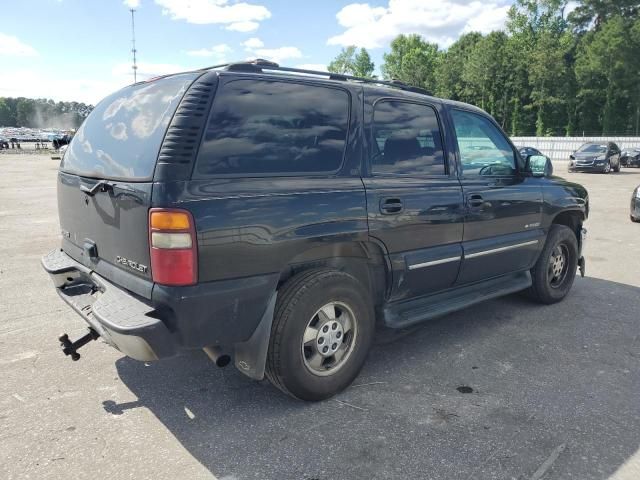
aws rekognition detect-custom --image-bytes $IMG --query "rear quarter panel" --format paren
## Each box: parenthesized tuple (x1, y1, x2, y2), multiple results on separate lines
(155, 176, 369, 283)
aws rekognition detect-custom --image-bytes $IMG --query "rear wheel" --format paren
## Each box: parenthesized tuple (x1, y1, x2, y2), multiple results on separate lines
(265, 268, 375, 401)
(528, 225, 579, 304)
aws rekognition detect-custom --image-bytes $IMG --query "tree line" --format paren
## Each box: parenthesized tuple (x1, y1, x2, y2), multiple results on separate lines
(328, 0, 640, 136)
(0, 97, 94, 130)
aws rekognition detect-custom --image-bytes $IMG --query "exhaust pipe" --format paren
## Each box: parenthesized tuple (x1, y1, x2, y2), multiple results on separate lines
(203, 346, 231, 367)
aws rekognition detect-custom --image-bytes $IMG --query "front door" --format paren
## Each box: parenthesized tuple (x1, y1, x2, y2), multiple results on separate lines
(363, 98, 465, 302)
(449, 108, 544, 285)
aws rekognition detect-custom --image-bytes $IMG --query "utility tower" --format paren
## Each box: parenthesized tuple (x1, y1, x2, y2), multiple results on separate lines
(130, 8, 138, 83)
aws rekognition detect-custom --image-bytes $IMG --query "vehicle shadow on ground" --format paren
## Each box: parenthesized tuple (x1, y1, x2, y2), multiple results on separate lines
(108, 277, 640, 480)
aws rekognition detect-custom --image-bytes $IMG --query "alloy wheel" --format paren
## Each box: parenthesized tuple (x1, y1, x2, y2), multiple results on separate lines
(302, 301, 358, 377)
(548, 244, 569, 288)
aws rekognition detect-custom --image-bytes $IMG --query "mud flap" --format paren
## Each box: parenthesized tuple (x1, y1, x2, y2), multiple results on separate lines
(578, 257, 586, 277)
(233, 292, 277, 380)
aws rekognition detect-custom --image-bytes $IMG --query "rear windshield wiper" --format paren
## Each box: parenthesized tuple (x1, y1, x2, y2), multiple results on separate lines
(80, 180, 115, 196)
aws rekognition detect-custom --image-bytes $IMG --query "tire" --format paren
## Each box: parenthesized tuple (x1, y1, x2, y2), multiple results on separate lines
(265, 268, 375, 401)
(603, 160, 611, 174)
(528, 225, 579, 304)
(631, 215, 640, 223)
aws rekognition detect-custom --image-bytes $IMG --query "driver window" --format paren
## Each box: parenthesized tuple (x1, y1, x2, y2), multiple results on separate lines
(451, 109, 516, 176)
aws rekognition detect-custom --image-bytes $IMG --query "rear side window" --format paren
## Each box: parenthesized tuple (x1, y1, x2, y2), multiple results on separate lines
(61, 72, 197, 180)
(371, 100, 446, 175)
(195, 79, 350, 176)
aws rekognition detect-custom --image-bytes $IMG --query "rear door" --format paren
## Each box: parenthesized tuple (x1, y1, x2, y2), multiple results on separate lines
(450, 108, 543, 285)
(363, 97, 464, 302)
(58, 72, 198, 298)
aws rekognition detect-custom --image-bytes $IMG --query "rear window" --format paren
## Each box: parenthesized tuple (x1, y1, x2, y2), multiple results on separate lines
(61, 72, 197, 180)
(194, 79, 350, 177)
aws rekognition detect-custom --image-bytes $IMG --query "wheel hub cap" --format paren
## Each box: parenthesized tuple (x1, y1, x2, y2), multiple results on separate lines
(302, 301, 357, 377)
(316, 320, 344, 357)
(548, 244, 569, 287)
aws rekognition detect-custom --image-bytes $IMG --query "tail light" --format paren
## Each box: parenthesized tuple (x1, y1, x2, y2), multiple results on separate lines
(149, 208, 197, 286)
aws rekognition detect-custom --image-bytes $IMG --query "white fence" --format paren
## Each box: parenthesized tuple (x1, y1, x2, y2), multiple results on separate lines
(511, 137, 640, 161)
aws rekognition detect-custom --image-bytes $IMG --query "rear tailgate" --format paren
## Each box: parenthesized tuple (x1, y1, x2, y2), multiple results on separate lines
(57, 72, 199, 298)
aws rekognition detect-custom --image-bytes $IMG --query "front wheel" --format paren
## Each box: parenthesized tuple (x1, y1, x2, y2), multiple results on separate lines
(265, 268, 375, 401)
(528, 225, 579, 304)
(603, 161, 611, 174)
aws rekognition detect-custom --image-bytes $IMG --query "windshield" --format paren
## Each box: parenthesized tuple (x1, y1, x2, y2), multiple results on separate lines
(577, 144, 607, 154)
(61, 72, 198, 180)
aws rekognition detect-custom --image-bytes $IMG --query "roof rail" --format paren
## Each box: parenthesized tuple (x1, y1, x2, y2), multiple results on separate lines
(201, 59, 433, 96)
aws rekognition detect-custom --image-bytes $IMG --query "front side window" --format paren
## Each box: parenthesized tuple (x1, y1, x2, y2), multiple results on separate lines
(195, 79, 349, 176)
(371, 100, 446, 175)
(451, 109, 516, 176)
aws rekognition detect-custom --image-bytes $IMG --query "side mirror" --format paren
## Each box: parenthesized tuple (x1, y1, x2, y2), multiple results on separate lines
(526, 155, 553, 177)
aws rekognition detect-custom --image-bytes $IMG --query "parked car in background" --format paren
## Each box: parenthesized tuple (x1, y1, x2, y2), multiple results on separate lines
(568, 142, 621, 173)
(519, 146, 544, 158)
(50, 144, 68, 160)
(621, 147, 640, 168)
(42, 60, 589, 401)
(519, 146, 551, 166)
(632, 185, 640, 223)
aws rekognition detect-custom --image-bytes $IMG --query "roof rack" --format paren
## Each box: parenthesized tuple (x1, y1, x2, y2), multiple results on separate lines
(201, 59, 433, 96)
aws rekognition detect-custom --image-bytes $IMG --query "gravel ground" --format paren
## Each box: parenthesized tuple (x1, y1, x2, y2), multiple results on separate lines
(1, 154, 639, 480)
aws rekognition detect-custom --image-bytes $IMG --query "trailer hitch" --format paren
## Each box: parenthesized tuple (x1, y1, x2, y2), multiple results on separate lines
(59, 329, 99, 361)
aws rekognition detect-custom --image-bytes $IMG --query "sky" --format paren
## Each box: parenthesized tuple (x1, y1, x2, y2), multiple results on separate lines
(0, 0, 523, 105)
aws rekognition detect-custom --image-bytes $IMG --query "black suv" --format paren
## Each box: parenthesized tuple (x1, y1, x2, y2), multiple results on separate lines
(42, 61, 589, 401)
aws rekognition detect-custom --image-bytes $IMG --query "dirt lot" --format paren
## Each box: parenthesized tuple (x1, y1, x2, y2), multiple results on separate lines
(1, 154, 639, 480)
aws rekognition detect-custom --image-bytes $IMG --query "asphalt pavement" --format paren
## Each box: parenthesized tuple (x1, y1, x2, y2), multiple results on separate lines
(1, 154, 639, 480)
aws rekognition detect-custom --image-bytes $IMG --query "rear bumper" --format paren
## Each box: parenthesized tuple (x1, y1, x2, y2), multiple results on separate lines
(42, 249, 278, 362)
(42, 249, 175, 361)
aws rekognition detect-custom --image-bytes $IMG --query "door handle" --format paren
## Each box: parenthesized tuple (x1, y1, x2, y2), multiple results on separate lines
(380, 198, 403, 214)
(467, 193, 484, 208)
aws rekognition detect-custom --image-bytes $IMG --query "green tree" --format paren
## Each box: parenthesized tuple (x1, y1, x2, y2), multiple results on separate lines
(0, 98, 15, 126)
(462, 32, 511, 124)
(0, 97, 93, 128)
(328, 46, 357, 75)
(381, 34, 441, 91)
(569, 0, 639, 31)
(16, 98, 35, 127)
(353, 48, 375, 78)
(328, 46, 376, 78)
(575, 15, 640, 134)
(434, 32, 483, 100)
